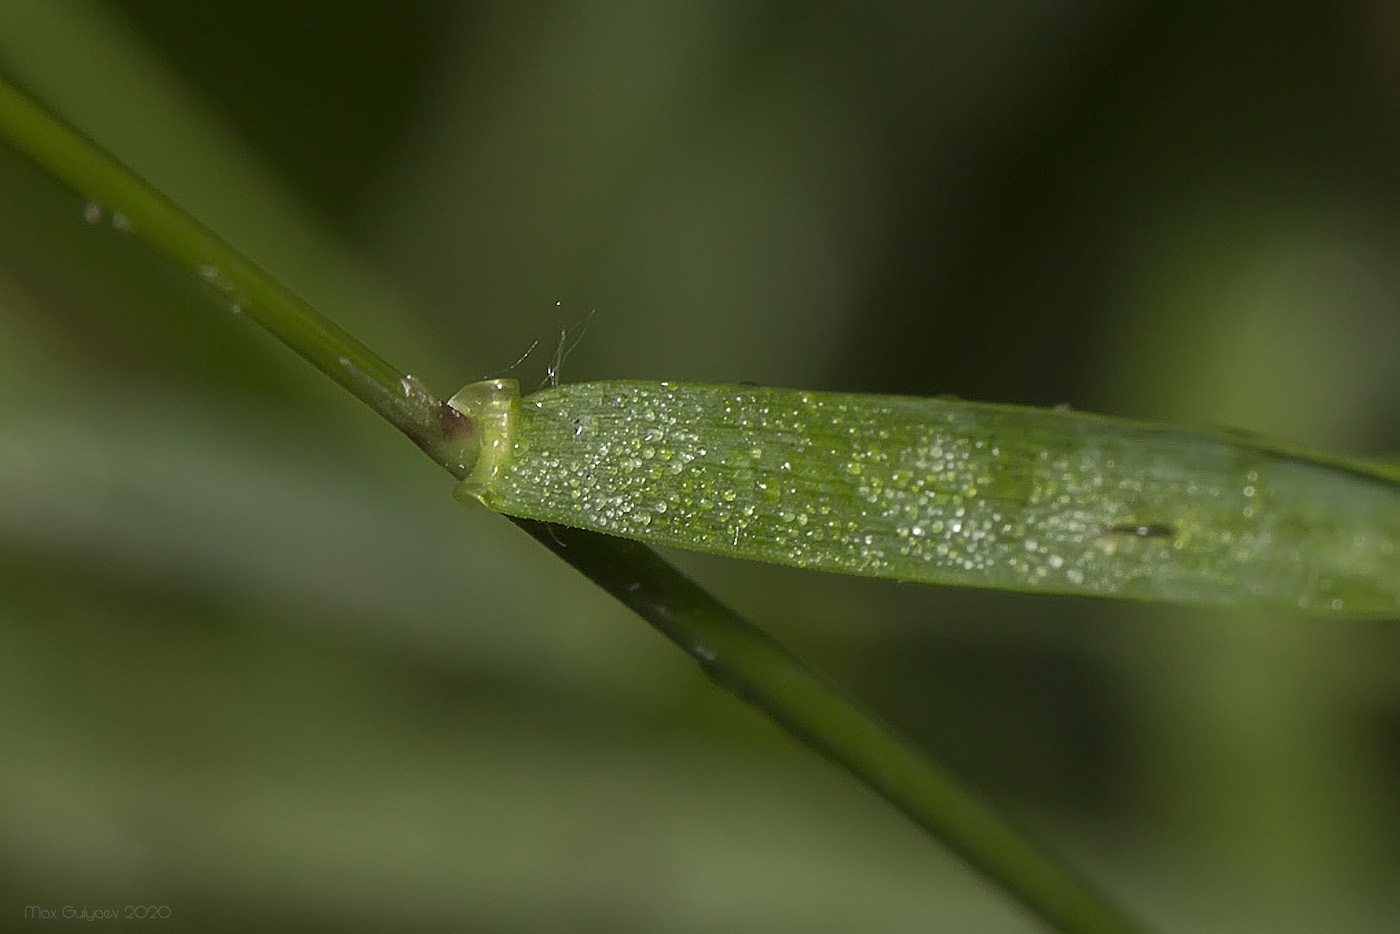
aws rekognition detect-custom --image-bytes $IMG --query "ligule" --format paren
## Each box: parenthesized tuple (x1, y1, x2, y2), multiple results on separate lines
(450, 380, 1400, 616)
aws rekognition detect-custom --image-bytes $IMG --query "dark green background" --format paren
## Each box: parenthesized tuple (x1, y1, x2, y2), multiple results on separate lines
(1, 2, 1398, 930)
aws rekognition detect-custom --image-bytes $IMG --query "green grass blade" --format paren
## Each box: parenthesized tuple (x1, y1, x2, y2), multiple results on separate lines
(453, 380, 1400, 616)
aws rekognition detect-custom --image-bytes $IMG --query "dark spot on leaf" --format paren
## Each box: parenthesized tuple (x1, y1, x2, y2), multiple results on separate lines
(439, 402, 475, 443)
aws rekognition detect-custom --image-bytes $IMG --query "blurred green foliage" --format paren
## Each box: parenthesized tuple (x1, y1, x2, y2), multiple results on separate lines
(1, 1, 1399, 930)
